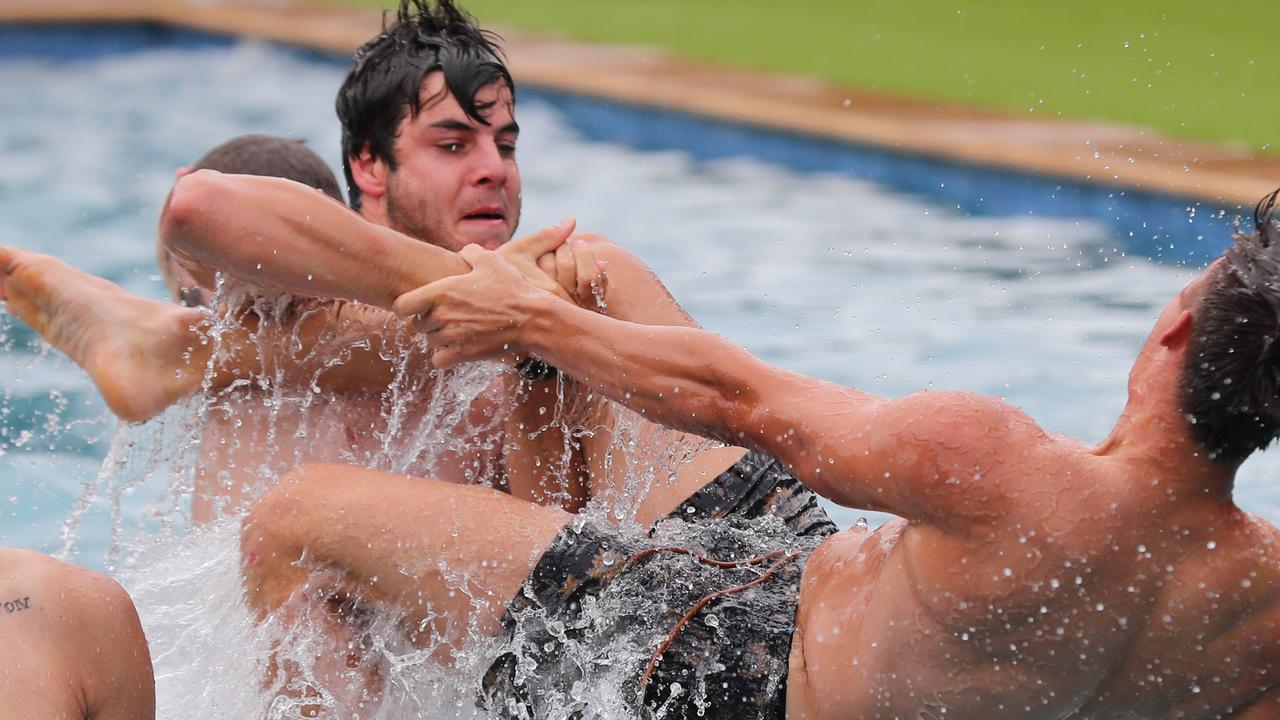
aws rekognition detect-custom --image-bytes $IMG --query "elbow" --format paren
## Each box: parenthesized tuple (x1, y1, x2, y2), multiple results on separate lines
(706, 354, 766, 446)
(158, 169, 222, 256)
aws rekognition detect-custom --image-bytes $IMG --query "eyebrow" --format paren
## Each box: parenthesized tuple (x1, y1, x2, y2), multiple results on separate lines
(428, 119, 477, 132)
(427, 119, 520, 135)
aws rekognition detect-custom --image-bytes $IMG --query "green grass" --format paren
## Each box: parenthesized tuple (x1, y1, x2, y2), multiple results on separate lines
(321, 0, 1275, 153)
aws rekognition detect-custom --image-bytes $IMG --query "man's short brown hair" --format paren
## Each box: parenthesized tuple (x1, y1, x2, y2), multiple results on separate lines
(192, 134, 343, 203)
(1180, 190, 1280, 463)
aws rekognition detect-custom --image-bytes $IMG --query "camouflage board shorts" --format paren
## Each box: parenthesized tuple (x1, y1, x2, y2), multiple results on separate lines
(481, 451, 838, 719)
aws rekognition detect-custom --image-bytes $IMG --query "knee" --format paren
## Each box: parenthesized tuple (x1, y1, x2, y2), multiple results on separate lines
(240, 464, 342, 613)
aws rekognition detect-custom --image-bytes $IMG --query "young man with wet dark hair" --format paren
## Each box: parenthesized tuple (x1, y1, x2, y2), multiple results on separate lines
(335, 0, 512, 215)
(1180, 193, 1280, 464)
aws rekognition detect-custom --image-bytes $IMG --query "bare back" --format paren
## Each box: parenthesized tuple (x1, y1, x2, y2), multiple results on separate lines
(789, 431, 1280, 720)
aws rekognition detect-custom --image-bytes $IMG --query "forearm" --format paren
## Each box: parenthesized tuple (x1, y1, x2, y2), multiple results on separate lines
(160, 171, 469, 308)
(517, 293, 762, 449)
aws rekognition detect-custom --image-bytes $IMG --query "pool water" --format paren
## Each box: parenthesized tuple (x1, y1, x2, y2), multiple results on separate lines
(2, 29, 1278, 719)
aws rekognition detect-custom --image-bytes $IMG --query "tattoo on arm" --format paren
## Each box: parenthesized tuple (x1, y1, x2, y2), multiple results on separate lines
(2, 596, 31, 614)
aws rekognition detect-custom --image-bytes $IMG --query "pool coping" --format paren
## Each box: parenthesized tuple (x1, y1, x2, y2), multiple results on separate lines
(7, 0, 1279, 209)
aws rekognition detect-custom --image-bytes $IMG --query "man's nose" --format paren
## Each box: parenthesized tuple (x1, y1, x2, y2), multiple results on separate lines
(472, 139, 510, 187)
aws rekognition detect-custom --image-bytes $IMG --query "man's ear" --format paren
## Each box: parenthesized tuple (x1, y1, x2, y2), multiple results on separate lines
(349, 144, 389, 201)
(1159, 310, 1194, 349)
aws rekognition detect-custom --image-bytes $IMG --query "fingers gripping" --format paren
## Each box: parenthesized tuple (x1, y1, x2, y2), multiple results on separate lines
(502, 219, 576, 301)
(507, 217, 575, 259)
(570, 238, 608, 309)
(458, 244, 490, 266)
(391, 278, 445, 320)
(391, 245, 504, 320)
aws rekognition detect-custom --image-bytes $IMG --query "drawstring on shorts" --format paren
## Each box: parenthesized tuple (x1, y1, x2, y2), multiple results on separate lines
(618, 545, 803, 688)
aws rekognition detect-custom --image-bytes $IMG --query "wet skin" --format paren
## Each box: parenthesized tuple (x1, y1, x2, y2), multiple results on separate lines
(350, 73, 521, 252)
(153, 74, 558, 518)
(0, 548, 154, 720)
(399, 248, 1280, 719)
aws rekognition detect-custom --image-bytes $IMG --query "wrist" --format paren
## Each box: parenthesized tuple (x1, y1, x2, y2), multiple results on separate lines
(515, 289, 561, 357)
(387, 233, 471, 299)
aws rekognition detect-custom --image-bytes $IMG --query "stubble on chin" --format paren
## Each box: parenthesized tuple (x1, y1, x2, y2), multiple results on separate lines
(384, 182, 444, 248)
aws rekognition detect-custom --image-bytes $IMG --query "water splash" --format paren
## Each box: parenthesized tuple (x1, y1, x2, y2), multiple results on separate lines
(55, 282, 720, 718)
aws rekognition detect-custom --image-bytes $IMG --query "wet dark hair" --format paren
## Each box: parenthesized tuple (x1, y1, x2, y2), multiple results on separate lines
(1181, 188, 1280, 463)
(192, 134, 343, 203)
(336, 0, 513, 211)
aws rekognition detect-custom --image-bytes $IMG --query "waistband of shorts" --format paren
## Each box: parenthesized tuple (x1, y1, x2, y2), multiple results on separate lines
(666, 450, 838, 537)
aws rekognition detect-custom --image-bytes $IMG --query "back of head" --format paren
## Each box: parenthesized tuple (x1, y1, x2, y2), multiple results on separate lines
(336, 0, 513, 211)
(159, 135, 343, 306)
(191, 134, 343, 202)
(1181, 189, 1280, 463)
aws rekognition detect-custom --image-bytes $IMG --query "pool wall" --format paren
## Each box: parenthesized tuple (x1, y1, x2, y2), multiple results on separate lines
(4, 2, 1276, 263)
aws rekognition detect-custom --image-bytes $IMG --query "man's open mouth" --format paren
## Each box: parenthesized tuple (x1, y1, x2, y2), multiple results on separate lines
(463, 209, 505, 222)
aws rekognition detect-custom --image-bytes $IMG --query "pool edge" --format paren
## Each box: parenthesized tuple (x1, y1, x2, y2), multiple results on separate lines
(4, 0, 1277, 209)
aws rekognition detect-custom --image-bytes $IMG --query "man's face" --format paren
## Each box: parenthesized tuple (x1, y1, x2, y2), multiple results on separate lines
(383, 72, 521, 251)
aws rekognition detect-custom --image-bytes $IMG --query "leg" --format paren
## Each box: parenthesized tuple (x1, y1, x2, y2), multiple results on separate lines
(241, 463, 569, 662)
(0, 246, 209, 422)
(0, 247, 427, 422)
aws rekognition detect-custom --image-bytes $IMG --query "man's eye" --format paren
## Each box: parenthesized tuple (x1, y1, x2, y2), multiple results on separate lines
(498, 143, 517, 156)
(440, 142, 462, 153)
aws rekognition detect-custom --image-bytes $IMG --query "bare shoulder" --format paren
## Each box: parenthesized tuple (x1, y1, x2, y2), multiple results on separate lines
(569, 232, 699, 327)
(889, 390, 1051, 460)
(0, 549, 145, 718)
(2, 546, 127, 600)
(897, 390, 1041, 427)
(0, 547, 141, 649)
(889, 391, 1071, 522)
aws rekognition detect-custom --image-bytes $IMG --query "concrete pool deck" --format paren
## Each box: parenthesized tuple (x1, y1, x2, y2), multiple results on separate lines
(6, 0, 1279, 208)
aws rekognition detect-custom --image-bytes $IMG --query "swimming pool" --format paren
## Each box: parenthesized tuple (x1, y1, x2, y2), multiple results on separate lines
(1, 25, 1277, 718)
(3, 24, 1274, 549)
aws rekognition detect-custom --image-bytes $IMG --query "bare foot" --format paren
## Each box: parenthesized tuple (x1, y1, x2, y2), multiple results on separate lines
(0, 247, 210, 422)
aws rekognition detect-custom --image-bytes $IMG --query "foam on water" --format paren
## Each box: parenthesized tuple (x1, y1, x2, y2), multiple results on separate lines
(2, 36, 1279, 719)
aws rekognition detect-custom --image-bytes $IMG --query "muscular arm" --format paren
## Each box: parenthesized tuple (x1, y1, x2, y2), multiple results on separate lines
(527, 297, 1033, 523)
(411, 251, 1042, 525)
(160, 171, 469, 308)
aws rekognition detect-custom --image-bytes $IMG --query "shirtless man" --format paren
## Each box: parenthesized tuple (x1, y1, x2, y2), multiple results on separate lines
(149, 0, 812, 525)
(2, 1, 828, 709)
(0, 548, 154, 719)
(0, 136, 337, 720)
(233, 196, 1280, 719)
